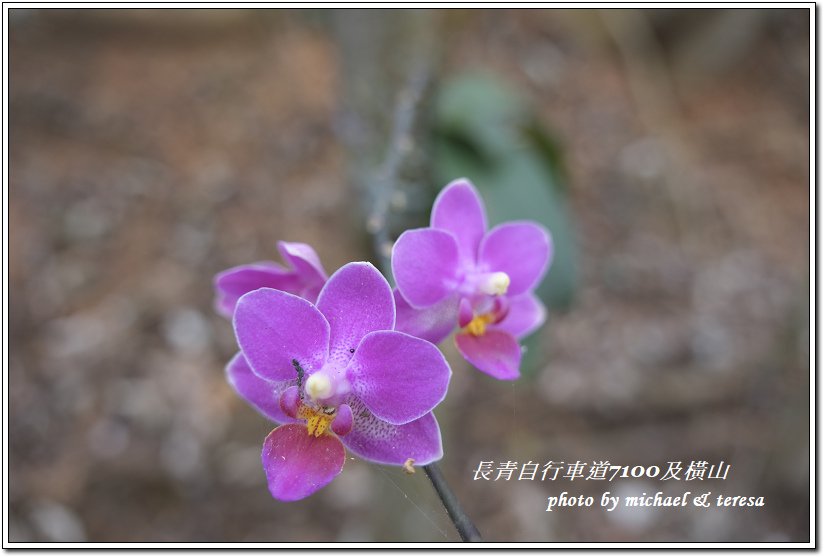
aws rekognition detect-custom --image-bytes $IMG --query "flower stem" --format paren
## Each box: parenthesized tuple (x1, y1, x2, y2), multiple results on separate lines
(423, 463, 483, 542)
(334, 13, 480, 542)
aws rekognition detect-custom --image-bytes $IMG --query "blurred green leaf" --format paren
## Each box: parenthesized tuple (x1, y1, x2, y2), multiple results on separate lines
(432, 73, 578, 310)
(434, 74, 525, 160)
(432, 73, 578, 377)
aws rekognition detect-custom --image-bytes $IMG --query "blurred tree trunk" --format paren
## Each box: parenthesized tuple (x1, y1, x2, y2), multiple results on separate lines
(332, 9, 440, 274)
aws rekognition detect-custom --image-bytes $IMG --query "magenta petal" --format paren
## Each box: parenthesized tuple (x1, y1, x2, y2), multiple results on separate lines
(458, 297, 474, 328)
(491, 296, 510, 324)
(279, 386, 300, 419)
(277, 241, 327, 286)
(226, 353, 296, 424)
(300, 283, 325, 305)
(341, 399, 443, 465)
(234, 288, 330, 381)
(262, 424, 345, 501)
(316, 262, 395, 366)
(431, 178, 488, 263)
(391, 228, 460, 308)
(214, 263, 298, 318)
(495, 293, 547, 339)
(455, 330, 522, 380)
(393, 289, 458, 345)
(331, 404, 353, 436)
(479, 222, 552, 296)
(346, 331, 451, 425)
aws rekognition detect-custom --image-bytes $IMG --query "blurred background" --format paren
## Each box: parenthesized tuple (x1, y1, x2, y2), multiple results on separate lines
(8, 8, 810, 543)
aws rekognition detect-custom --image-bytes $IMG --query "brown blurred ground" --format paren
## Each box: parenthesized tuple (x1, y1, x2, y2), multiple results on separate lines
(8, 8, 810, 543)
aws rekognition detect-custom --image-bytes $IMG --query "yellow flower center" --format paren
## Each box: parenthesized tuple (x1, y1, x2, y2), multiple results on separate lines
(297, 404, 336, 437)
(465, 313, 496, 337)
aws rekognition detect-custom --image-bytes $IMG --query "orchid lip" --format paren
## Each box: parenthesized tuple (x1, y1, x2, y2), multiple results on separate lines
(465, 313, 495, 337)
(298, 403, 338, 437)
(460, 295, 510, 337)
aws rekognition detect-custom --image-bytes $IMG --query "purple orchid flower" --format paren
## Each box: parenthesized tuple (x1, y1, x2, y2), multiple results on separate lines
(392, 179, 552, 380)
(214, 241, 327, 318)
(229, 262, 451, 501)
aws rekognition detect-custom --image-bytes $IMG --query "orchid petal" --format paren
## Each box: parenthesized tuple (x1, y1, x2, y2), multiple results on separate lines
(458, 297, 474, 328)
(299, 283, 325, 305)
(392, 228, 460, 308)
(226, 352, 296, 424)
(316, 262, 395, 366)
(346, 331, 451, 425)
(261, 424, 345, 501)
(341, 399, 443, 465)
(491, 296, 510, 324)
(495, 293, 547, 339)
(277, 241, 327, 287)
(431, 178, 488, 263)
(478, 222, 552, 296)
(331, 404, 353, 437)
(393, 289, 458, 345)
(279, 386, 300, 419)
(455, 329, 522, 380)
(214, 263, 299, 318)
(234, 288, 330, 381)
